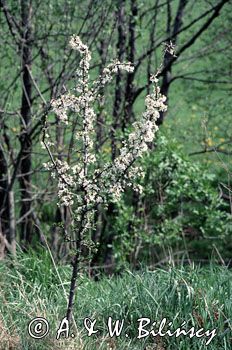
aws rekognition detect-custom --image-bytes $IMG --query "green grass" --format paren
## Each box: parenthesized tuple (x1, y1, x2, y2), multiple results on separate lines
(0, 250, 231, 349)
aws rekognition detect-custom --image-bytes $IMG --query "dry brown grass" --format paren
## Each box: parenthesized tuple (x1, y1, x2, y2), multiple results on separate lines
(145, 336, 166, 350)
(0, 317, 20, 350)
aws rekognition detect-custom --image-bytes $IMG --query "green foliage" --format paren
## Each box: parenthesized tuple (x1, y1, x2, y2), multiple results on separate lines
(113, 135, 232, 266)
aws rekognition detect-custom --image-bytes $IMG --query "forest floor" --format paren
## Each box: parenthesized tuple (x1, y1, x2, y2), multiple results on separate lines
(0, 251, 231, 350)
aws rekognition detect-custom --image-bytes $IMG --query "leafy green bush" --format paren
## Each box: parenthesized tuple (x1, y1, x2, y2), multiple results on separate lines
(113, 135, 232, 266)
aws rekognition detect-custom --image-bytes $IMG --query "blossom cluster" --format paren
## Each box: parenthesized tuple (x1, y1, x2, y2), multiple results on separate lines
(99, 60, 134, 85)
(99, 74, 167, 200)
(43, 35, 167, 225)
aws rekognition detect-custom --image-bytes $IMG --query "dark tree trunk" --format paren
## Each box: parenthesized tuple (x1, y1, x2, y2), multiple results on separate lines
(147, 0, 159, 94)
(111, 0, 126, 159)
(0, 147, 16, 258)
(19, 0, 34, 245)
(0, 148, 9, 259)
(158, 0, 188, 125)
(123, 0, 137, 129)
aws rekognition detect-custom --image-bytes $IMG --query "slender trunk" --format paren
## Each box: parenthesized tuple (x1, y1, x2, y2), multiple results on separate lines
(111, 0, 126, 159)
(66, 245, 80, 322)
(66, 210, 85, 321)
(158, 0, 188, 125)
(147, 0, 159, 94)
(0, 143, 16, 258)
(0, 148, 9, 259)
(123, 0, 137, 129)
(19, 0, 34, 245)
(8, 189, 16, 255)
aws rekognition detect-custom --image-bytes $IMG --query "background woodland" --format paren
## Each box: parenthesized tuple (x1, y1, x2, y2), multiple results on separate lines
(0, 0, 232, 272)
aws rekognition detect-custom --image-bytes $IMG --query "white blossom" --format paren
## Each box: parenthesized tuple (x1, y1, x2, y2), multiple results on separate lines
(43, 35, 167, 230)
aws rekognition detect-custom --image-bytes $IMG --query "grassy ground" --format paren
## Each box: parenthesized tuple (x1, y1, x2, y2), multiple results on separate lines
(0, 250, 231, 350)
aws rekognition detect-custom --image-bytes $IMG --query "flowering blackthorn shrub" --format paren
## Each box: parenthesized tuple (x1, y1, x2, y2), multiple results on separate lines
(43, 35, 167, 320)
(44, 35, 166, 237)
